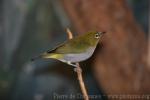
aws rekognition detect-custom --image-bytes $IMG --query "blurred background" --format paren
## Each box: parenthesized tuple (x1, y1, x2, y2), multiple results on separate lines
(0, 0, 149, 100)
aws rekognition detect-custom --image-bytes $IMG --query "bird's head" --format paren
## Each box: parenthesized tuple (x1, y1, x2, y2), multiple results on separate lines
(83, 31, 105, 45)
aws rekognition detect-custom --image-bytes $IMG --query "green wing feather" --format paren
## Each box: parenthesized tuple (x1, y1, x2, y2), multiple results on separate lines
(47, 38, 90, 54)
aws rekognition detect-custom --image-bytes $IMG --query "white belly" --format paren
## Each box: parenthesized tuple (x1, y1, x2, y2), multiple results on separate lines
(60, 47, 95, 63)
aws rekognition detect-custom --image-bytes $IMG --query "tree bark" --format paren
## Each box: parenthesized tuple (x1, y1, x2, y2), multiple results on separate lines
(61, 0, 150, 96)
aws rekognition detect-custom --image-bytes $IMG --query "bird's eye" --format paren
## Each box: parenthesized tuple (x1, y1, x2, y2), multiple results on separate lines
(95, 33, 100, 39)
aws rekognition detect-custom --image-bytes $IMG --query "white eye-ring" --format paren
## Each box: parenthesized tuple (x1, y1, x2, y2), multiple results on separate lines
(95, 33, 100, 39)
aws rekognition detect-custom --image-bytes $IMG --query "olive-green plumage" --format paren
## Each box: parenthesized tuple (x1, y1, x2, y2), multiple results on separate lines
(32, 31, 105, 66)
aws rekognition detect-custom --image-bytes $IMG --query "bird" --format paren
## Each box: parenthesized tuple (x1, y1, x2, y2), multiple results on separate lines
(31, 31, 105, 67)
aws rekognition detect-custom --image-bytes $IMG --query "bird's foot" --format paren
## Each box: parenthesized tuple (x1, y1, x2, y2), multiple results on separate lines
(67, 61, 77, 67)
(73, 63, 82, 72)
(66, 61, 82, 72)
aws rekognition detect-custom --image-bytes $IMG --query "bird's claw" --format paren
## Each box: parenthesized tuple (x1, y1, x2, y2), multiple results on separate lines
(67, 61, 77, 67)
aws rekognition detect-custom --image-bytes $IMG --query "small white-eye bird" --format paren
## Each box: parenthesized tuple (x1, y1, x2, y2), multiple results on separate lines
(32, 31, 105, 67)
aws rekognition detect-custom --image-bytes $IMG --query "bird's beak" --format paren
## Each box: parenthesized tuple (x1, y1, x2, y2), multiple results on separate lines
(101, 32, 106, 35)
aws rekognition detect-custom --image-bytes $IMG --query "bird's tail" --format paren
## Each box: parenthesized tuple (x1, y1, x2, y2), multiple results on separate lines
(31, 52, 61, 61)
(31, 52, 47, 61)
(31, 55, 42, 61)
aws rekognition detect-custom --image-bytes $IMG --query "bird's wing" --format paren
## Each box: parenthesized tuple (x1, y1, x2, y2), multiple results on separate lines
(47, 39, 88, 54)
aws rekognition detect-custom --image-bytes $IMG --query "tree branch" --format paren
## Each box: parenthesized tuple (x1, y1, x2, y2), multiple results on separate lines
(66, 28, 89, 100)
